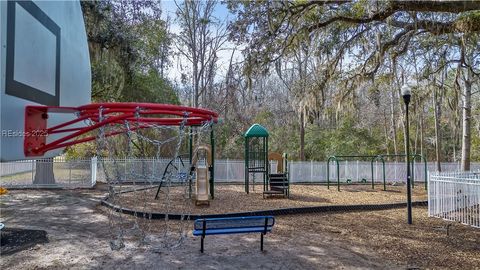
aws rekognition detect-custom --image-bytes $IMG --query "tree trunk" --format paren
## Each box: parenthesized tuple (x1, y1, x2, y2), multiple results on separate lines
(383, 109, 390, 155)
(414, 102, 419, 154)
(299, 112, 306, 161)
(433, 88, 443, 172)
(33, 158, 55, 185)
(420, 105, 424, 158)
(460, 68, 472, 171)
(390, 87, 398, 158)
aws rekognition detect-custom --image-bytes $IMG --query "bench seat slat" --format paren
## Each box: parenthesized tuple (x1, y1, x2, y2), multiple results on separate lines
(193, 226, 273, 236)
(194, 216, 275, 230)
(263, 190, 284, 194)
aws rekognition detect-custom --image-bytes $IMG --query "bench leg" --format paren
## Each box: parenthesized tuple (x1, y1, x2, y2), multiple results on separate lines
(260, 233, 264, 251)
(201, 236, 204, 253)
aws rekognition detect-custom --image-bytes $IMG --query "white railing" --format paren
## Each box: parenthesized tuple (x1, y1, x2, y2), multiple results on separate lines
(0, 157, 97, 188)
(428, 171, 480, 228)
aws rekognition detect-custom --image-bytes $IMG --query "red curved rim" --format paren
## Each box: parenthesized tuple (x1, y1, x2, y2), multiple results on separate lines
(78, 102, 218, 125)
(24, 102, 218, 156)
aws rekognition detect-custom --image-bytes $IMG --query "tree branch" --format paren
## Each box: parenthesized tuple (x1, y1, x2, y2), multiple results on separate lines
(391, 1, 480, 13)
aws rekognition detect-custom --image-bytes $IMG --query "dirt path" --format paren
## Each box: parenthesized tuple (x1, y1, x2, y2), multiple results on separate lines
(1, 189, 402, 269)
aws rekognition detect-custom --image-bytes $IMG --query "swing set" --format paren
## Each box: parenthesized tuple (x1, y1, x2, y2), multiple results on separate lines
(327, 154, 427, 191)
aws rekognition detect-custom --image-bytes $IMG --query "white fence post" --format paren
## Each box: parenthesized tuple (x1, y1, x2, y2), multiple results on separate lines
(31, 160, 35, 183)
(310, 160, 314, 182)
(356, 160, 359, 182)
(227, 158, 230, 182)
(91, 157, 97, 187)
(68, 160, 72, 186)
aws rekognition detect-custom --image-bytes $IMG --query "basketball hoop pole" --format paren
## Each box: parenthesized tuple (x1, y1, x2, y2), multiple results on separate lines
(24, 102, 218, 157)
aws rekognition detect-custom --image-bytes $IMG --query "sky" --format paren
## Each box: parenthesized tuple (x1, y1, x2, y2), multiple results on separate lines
(161, 0, 231, 19)
(160, 0, 244, 84)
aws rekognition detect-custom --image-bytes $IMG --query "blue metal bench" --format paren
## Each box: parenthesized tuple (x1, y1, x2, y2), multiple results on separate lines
(193, 216, 275, 253)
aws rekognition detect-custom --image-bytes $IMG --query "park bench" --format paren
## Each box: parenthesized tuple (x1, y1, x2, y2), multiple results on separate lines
(193, 216, 275, 253)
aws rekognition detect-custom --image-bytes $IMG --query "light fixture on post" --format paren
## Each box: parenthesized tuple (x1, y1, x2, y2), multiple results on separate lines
(401, 84, 413, 225)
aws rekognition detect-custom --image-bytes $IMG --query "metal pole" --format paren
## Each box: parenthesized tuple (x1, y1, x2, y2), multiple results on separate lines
(382, 157, 386, 191)
(189, 126, 193, 198)
(412, 158, 415, 189)
(336, 159, 340, 191)
(371, 158, 375, 189)
(423, 155, 428, 190)
(265, 137, 268, 192)
(189, 127, 193, 164)
(327, 157, 330, 189)
(245, 137, 249, 194)
(404, 93, 413, 225)
(210, 126, 215, 199)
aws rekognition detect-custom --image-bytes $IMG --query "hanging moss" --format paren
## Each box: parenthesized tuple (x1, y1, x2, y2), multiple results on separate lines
(455, 11, 480, 32)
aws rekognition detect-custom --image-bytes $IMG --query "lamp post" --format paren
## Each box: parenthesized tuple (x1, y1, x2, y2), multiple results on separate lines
(401, 84, 413, 225)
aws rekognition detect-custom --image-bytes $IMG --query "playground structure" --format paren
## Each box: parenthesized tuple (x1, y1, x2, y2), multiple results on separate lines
(265, 152, 290, 198)
(189, 126, 216, 199)
(327, 154, 427, 191)
(244, 124, 290, 198)
(190, 145, 213, 205)
(244, 124, 269, 194)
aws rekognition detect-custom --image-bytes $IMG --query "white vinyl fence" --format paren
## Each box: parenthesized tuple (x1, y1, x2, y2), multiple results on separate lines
(96, 158, 278, 183)
(0, 157, 97, 188)
(2, 157, 480, 188)
(296, 161, 480, 184)
(428, 171, 480, 228)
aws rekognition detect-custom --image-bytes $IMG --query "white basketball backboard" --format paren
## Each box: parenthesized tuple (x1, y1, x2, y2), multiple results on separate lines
(0, 0, 91, 161)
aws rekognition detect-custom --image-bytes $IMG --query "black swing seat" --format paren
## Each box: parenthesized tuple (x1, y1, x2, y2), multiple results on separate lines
(193, 216, 275, 253)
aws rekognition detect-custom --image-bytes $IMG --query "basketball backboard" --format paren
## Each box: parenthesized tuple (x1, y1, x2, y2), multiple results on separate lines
(0, 0, 91, 161)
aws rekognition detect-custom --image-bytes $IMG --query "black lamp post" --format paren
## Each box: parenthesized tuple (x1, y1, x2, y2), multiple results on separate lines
(401, 84, 413, 225)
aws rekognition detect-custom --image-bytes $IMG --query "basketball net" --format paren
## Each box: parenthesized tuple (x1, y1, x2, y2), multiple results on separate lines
(95, 106, 214, 251)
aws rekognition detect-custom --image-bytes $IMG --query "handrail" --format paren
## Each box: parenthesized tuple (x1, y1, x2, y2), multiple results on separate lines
(191, 145, 212, 167)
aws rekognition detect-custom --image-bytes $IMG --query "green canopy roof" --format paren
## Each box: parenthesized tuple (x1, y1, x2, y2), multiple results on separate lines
(244, 124, 269, 138)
